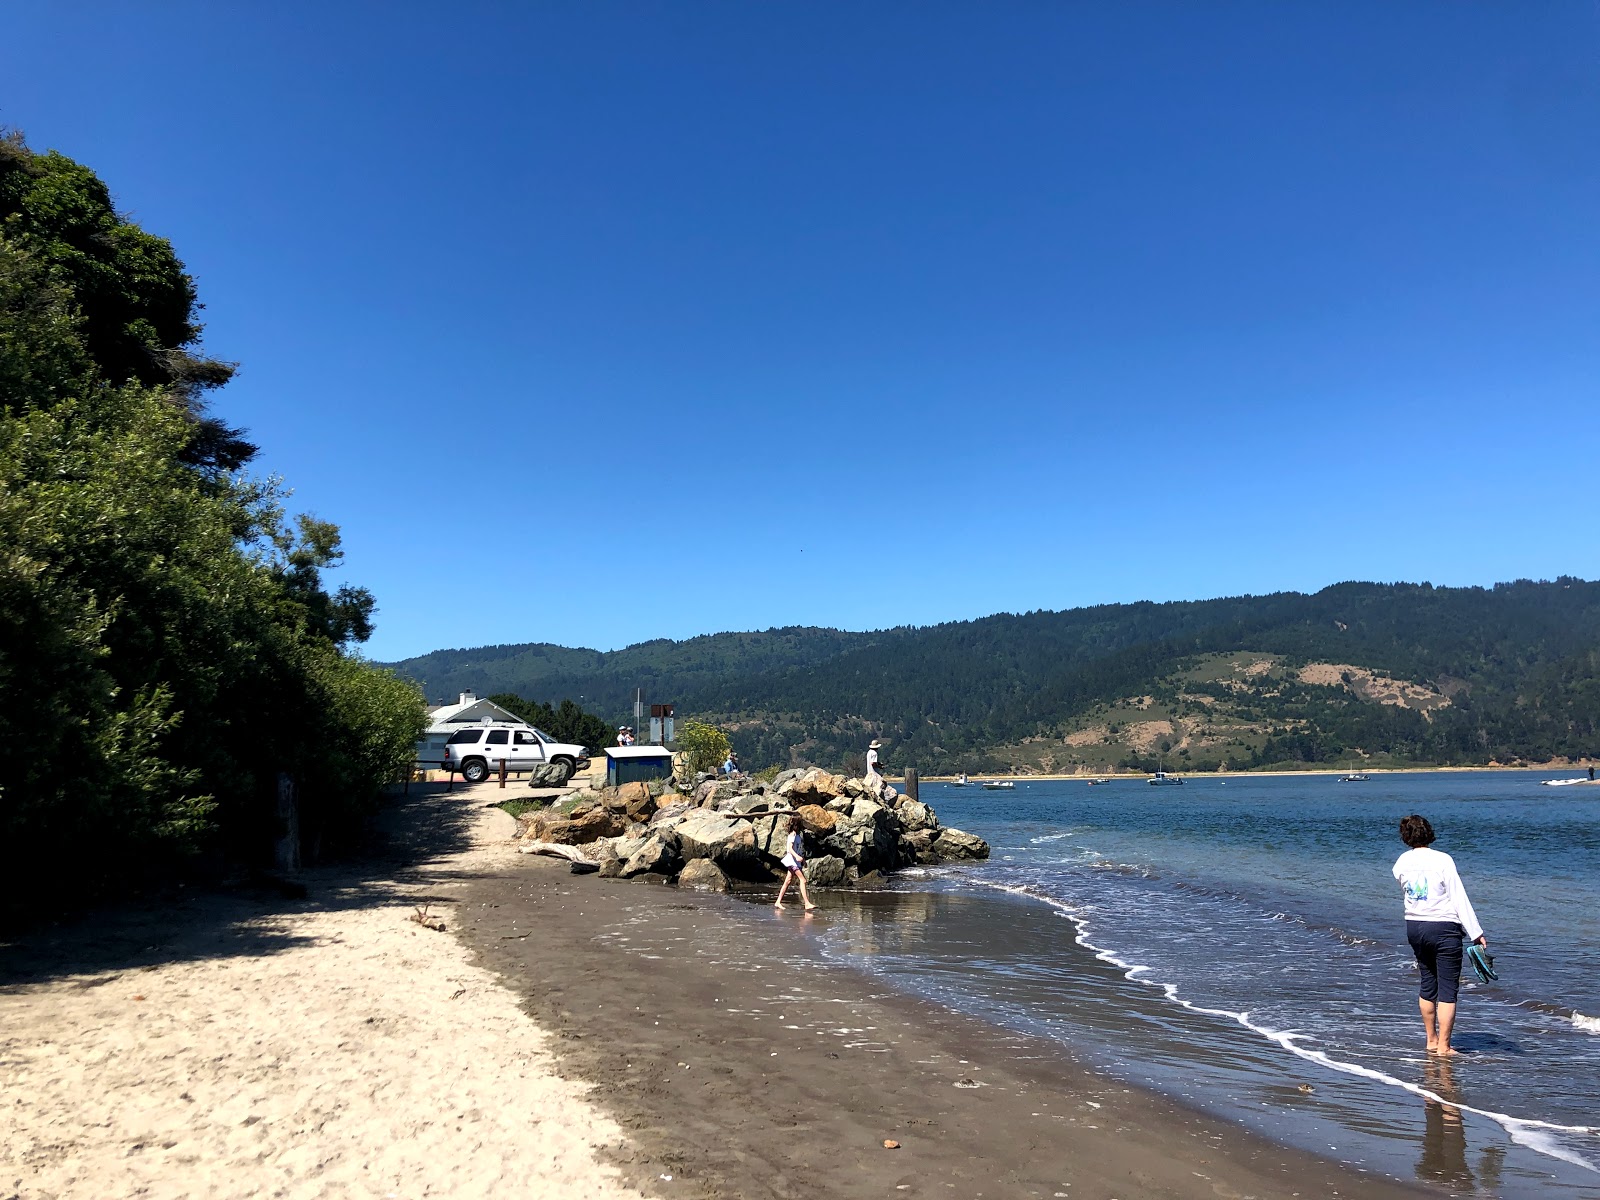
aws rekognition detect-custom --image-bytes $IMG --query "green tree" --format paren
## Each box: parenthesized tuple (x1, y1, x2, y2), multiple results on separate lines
(676, 719, 731, 774)
(0, 134, 422, 912)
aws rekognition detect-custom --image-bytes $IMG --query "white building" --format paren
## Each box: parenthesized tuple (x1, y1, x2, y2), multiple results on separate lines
(417, 691, 525, 764)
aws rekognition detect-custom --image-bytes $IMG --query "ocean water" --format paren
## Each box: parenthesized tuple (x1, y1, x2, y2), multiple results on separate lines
(811, 771, 1600, 1196)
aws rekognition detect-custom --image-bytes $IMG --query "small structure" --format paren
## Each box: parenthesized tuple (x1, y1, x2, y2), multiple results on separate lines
(417, 691, 525, 764)
(605, 745, 675, 788)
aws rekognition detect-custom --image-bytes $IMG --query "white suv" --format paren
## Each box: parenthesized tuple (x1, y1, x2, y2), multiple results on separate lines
(441, 723, 590, 784)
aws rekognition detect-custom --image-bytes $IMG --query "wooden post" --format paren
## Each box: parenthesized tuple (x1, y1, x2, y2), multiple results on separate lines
(498, 758, 508, 788)
(904, 767, 919, 801)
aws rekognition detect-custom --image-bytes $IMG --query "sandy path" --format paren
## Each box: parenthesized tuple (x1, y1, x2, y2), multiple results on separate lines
(1, 784, 648, 1200)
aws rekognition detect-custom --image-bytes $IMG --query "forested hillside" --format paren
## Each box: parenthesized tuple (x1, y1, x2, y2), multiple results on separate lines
(391, 578, 1600, 773)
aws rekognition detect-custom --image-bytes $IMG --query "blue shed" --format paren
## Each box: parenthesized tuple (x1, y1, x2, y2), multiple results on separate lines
(605, 745, 676, 788)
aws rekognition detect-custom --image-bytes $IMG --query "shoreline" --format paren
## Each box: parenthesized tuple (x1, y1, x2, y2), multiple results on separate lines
(909, 762, 1598, 782)
(459, 849, 1431, 1199)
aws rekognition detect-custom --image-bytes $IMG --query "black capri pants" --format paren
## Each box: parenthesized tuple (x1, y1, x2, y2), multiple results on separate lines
(1407, 920, 1464, 1004)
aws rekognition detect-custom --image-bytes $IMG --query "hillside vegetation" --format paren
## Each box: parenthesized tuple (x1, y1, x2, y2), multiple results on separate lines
(389, 579, 1600, 774)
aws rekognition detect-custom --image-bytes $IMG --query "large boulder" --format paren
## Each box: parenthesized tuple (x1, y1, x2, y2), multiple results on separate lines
(823, 795, 855, 814)
(675, 810, 763, 878)
(621, 831, 682, 878)
(526, 761, 573, 788)
(898, 829, 938, 864)
(803, 855, 847, 888)
(770, 768, 805, 790)
(678, 859, 730, 892)
(749, 813, 796, 862)
(849, 797, 887, 823)
(932, 827, 990, 861)
(650, 800, 692, 826)
(794, 804, 837, 833)
(895, 801, 937, 832)
(720, 793, 783, 817)
(780, 769, 849, 805)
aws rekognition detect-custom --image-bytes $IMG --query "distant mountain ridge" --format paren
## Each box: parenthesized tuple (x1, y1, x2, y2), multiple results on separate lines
(385, 579, 1600, 773)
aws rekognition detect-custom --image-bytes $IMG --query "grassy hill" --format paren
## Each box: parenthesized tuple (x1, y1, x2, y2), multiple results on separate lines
(386, 578, 1600, 773)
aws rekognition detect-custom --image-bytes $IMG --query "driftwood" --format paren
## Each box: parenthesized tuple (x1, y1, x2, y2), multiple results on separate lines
(517, 841, 596, 865)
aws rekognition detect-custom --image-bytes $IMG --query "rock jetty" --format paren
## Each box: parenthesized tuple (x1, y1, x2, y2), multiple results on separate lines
(515, 768, 990, 892)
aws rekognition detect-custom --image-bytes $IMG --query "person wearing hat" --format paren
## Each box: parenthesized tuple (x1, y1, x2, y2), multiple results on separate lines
(865, 739, 885, 796)
(617, 726, 632, 747)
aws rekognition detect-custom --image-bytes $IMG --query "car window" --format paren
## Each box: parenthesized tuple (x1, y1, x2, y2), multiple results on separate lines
(513, 731, 537, 745)
(446, 729, 483, 745)
(532, 728, 555, 744)
(485, 729, 510, 745)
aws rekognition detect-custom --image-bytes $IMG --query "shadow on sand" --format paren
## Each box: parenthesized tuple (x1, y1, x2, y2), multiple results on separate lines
(0, 782, 497, 988)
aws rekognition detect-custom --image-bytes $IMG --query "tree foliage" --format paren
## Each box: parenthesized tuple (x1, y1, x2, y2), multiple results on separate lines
(676, 719, 731, 775)
(0, 134, 422, 914)
(485, 693, 612, 753)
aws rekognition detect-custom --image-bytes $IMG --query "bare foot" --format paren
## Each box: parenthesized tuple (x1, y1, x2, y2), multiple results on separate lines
(1437, 1045, 1459, 1056)
(774, 903, 785, 910)
(1425, 1042, 1439, 1053)
(804, 904, 817, 911)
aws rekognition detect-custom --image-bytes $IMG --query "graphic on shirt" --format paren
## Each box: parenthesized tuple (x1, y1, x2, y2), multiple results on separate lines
(1404, 878, 1430, 902)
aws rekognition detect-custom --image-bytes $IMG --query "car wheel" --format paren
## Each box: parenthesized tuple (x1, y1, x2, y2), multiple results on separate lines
(461, 757, 489, 783)
(549, 757, 574, 786)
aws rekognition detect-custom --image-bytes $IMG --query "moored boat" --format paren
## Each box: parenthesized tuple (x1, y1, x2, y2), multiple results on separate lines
(1148, 770, 1184, 786)
(981, 780, 1016, 790)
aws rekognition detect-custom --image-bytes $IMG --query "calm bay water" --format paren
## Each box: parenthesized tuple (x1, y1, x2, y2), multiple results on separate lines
(811, 771, 1600, 1195)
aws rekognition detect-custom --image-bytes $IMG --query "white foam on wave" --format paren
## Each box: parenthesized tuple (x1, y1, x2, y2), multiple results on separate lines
(965, 877, 1600, 1173)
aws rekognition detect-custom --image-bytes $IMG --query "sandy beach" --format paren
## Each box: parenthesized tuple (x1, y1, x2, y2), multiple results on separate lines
(0, 782, 646, 1200)
(3, 780, 1434, 1199)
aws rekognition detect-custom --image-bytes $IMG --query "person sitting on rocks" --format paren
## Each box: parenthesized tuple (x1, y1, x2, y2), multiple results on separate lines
(721, 750, 740, 776)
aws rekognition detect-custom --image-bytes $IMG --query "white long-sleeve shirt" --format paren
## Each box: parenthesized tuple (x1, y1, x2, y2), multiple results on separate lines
(1393, 846, 1483, 941)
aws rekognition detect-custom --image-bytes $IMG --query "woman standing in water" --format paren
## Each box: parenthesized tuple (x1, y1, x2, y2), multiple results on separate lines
(1393, 814, 1487, 1056)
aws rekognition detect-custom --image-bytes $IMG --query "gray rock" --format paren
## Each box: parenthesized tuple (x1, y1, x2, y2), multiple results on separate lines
(896, 800, 937, 832)
(899, 828, 938, 864)
(849, 797, 886, 823)
(676, 810, 764, 879)
(597, 856, 625, 878)
(932, 827, 990, 860)
(770, 768, 805, 789)
(650, 801, 692, 826)
(621, 831, 682, 878)
(824, 795, 854, 813)
(526, 761, 572, 788)
(677, 859, 730, 892)
(803, 855, 847, 888)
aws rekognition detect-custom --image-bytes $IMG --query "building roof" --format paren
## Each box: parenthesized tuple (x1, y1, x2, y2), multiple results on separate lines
(604, 745, 675, 759)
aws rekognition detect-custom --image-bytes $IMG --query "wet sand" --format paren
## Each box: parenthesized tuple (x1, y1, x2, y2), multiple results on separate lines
(459, 856, 1431, 1199)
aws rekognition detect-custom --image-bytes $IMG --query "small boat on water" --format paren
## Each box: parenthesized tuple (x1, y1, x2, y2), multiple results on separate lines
(1339, 772, 1371, 782)
(1148, 771, 1184, 786)
(1086, 777, 1112, 786)
(1542, 777, 1599, 787)
(950, 773, 971, 787)
(982, 780, 1016, 790)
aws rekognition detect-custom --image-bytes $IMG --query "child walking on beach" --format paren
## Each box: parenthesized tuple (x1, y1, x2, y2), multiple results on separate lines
(774, 815, 817, 911)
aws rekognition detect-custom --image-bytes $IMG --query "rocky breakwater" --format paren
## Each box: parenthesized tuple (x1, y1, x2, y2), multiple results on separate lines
(515, 768, 990, 893)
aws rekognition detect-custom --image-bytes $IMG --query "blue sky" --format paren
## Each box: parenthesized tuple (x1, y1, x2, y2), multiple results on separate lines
(6, 2, 1598, 660)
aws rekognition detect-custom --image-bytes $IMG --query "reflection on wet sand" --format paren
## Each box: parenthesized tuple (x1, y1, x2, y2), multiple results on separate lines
(1417, 1056, 1504, 1193)
(812, 888, 940, 956)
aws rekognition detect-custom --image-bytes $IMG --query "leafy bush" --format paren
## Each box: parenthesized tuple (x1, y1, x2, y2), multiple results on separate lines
(676, 719, 731, 774)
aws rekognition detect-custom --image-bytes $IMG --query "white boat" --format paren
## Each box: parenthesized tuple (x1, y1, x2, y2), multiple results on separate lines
(1542, 777, 1597, 787)
(1086, 777, 1112, 786)
(950, 773, 971, 787)
(1339, 773, 1371, 782)
(981, 780, 1016, 790)
(1148, 771, 1184, 786)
